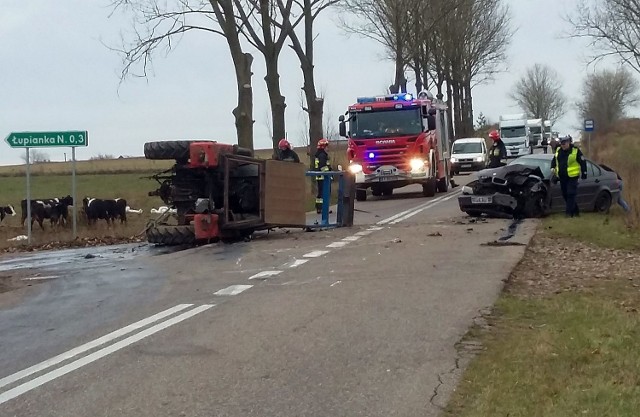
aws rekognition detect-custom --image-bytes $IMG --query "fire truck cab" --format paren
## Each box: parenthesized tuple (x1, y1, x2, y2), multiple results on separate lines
(339, 91, 451, 201)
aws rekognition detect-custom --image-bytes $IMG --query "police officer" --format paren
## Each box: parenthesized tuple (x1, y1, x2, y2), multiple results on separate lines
(314, 138, 331, 214)
(487, 130, 507, 168)
(275, 139, 300, 163)
(550, 135, 588, 217)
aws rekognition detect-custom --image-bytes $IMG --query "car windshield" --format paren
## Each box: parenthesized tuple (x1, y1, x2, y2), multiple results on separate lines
(501, 127, 526, 138)
(508, 157, 552, 178)
(529, 127, 542, 134)
(350, 109, 423, 138)
(452, 142, 483, 154)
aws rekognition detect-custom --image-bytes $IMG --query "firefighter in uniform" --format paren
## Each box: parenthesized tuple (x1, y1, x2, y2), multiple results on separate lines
(550, 135, 588, 217)
(488, 130, 507, 168)
(275, 139, 300, 163)
(314, 138, 331, 214)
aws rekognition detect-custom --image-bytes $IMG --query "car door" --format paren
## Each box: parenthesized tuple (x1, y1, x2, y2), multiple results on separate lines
(576, 161, 600, 210)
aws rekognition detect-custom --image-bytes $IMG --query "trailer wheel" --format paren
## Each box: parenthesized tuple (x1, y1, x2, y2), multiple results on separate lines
(144, 141, 194, 161)
(356, 189, 367, 201)
(422, 178, 436, 197)
(146, 225, 196, 246)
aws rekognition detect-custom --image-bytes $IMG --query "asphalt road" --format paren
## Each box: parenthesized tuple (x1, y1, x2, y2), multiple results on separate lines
(0, 175, 537, 417)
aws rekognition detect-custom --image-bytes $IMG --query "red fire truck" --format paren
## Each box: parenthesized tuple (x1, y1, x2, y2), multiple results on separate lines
(339, 91, 451, 201)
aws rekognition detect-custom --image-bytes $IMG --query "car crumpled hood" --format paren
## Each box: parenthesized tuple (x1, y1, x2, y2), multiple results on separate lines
(476, 163, 546, 186)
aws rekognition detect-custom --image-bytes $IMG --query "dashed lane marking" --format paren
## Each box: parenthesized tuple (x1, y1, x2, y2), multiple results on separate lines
(303, 250, 330, 258)
(249, 270, 283, 280)
(354, 230, 373, 236)
(342, 236, 361, 242)
(214, 285, 253, 296)
(327, 242, 349, 248)
(288, 259, 309, 268)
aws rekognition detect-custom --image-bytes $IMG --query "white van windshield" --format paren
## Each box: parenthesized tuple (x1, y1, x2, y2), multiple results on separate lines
(452, 142, 482, 154)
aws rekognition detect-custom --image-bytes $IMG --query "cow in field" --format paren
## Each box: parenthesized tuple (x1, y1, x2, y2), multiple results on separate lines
(83, 197, 129, 225)
(1, 205, 16, 224)
(20, 196, 74, 230)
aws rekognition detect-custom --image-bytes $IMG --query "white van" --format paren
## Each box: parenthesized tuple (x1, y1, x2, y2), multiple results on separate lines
(449, 137, 487, 175)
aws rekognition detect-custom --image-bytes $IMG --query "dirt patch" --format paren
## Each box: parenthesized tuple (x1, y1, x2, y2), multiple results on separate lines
(0, 235, 146, 255)
(505, 234, 640, 298)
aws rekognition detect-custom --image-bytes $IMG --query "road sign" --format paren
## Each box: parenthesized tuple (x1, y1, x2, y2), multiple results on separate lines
(584, 119, 595, 132)
(4, 131, 88, 148)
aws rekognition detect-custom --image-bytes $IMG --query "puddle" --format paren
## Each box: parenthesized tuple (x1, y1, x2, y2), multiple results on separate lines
(0, 243, 183, 272)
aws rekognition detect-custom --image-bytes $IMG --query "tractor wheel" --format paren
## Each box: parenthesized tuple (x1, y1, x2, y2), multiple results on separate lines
(144, 141, 194, 161)
(146, 225, 196, 246)
(422, 178, 437, 197)
(356, 189, 367, 201)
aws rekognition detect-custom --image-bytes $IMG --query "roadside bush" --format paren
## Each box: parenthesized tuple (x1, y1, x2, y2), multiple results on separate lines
(592, 118, 640, 229)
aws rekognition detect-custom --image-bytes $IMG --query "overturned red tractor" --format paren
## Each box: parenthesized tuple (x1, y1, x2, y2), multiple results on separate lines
(144, 140, 308, 245)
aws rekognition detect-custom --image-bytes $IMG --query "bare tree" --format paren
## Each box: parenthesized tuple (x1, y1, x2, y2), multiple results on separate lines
(279, 0, 339, 168)
(111, 0, 255, 150)
(577, 67, 640, 132)
(568, 0, 640, 74)
(21, 150, 50, 164)
(510, 64, 567, 123)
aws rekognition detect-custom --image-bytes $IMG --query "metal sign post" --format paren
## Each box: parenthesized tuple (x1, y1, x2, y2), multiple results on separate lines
(25, 148, 32, 244)
(4, 130, 88, 244)
(584, 119, 595, 155)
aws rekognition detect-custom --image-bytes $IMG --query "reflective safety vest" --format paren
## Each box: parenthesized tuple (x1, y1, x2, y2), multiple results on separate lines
(555, 147, 580, 178)
(314, 152, 330, 181)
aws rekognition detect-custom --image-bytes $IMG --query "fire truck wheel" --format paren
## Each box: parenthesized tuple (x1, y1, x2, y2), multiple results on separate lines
(371, 187, 383, 197)
(144, 141, 194, 162)
(146, 225, 196, 246)
(382, 187, 393, 196)
(356, 189, 367, 201)
(437, 178, 448, 193)
(422, 178, 437, 197)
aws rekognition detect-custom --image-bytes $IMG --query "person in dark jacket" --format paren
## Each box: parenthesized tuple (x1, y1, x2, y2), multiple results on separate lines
(550, 135, 588, 217)
(487, 130, 507, 168)
(314, 138, 331, 214)
(275, 139, 300, 163)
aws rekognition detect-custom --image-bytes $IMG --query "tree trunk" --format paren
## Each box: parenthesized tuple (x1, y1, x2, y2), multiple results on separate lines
(231, 52, 254, 151)
(446, 79, 455, 140)
(390, 47, 407, 94)
(264, 57, 286, 155)
(464, 81, 474, 136)
(413, 59, 423, 93)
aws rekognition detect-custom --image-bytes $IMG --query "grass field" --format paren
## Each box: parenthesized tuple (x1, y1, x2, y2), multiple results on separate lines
(0, 142, 349, 250)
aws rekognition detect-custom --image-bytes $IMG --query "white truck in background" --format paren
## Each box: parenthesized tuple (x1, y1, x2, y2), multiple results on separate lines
(527, 118, 544, 148)
(499, 113, 531, 158)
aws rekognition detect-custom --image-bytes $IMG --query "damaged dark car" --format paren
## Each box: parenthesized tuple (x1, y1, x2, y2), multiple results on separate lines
(458, 154, 621, 219)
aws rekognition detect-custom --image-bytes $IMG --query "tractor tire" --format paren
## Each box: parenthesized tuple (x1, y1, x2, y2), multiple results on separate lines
(437, 177, 448, 193)
(356, 189, 367, 201)
(144, 141, 194, 161)
(422, 178, 437, 197)
(146, 225, 196, 246)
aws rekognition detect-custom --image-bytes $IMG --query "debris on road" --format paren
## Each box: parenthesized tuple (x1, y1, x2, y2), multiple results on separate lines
(7, 235, 28, 242)
(427, 232, 442, 237)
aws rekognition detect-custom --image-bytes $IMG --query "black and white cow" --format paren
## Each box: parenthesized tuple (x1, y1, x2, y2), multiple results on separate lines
(20, 196, 74, 230)
(83, 197, 128, 225)
(0, 205, 16, 224)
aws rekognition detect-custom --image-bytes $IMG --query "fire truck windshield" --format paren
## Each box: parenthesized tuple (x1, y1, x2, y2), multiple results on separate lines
(350, 108, 423, 139)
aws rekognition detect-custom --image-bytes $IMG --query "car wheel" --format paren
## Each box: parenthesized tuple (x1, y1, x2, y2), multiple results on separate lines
(437, 177, 448, 193)
(593, 191, 612, 213)
(356, 189, 367, 202)
(466, 210, 483, 217)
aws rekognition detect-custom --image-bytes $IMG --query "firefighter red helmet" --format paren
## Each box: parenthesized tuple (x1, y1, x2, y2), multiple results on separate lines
(489, 130, 500, 141)
(278, 138, 290, 150)
(317, 138, 329, 149)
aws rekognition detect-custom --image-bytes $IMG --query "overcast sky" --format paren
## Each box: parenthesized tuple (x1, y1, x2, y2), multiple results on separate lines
(0, 0, 632, 166)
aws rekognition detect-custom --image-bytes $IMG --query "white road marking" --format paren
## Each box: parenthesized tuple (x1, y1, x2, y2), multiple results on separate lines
(288, 259, 309, 268)
(214, 285, 253, 296)
(0, 304, 193, 390)
(342, 236, 361, 242)
(303, 250, 330, 258)
(389, 191, 461, 224)
(355, 230, 373, 236)
(249, 270, 283, 280)
(327, 241, 349, 248)
(0, 304, 214, 406)
(377, 195, 446, 225)
(367, 226, 384, 231)
(330, 281, 342, 287)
